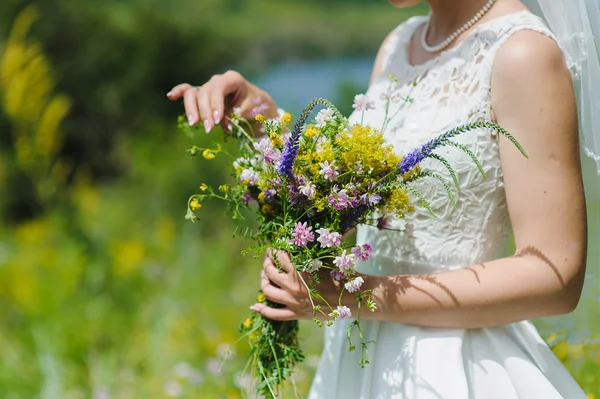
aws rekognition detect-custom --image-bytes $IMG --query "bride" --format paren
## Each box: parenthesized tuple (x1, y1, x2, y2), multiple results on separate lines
(168, 0, 599, 397)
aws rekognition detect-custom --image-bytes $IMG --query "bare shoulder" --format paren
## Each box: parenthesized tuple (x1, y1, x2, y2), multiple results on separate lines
(492, 29, 571, 86)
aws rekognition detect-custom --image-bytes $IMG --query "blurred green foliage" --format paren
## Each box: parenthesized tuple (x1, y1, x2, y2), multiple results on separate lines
(0, 1, 598, 398)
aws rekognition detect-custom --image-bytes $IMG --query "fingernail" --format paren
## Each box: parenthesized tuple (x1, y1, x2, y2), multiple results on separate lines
(188, 114, 195, 126)
(226, 122, 233, 131)
(213, 110, 220, 125)
(204, 119, 212, 133)
(166, 91, 173, 97)
(250, 305, 258, 312)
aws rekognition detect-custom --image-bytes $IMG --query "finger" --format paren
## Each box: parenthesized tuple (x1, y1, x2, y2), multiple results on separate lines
(264, 262, 287, 287)
(261, 281, 292, 305)
(208, 77, 225, 126)
(167, 83, 193, 100)
(183, 87, 200, 126)
(268, 248, 294, 273)
(250, 303, 298, 321)
(196, 85, 215, 133)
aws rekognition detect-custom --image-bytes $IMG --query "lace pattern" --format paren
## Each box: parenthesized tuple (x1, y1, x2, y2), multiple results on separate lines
(351, 11, 558, 276)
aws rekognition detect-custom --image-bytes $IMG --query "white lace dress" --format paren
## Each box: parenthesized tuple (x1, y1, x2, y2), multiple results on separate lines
(308, 11, 587, 399)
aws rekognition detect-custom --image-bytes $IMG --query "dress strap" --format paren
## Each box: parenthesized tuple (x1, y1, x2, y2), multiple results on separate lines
(381, 16, 427, 76)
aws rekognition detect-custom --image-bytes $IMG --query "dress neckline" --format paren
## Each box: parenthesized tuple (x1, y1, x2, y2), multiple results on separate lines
(404, 9, 532, 69)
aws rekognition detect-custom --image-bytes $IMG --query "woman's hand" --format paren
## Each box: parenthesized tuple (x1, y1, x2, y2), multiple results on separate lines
(251, 249, 342, 321)
(167, 70, 278, 132)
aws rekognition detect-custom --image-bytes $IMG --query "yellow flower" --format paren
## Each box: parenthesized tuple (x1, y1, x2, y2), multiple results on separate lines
(258, 192, 266, 202)
(587, 393, 595, 399)
(261, 204, 275, 215)
(216, 144, 222, 151)
(257, 293, 266, 302)
(199, 183, 208, 191)
(218, 184, 230, 193)
(254, 114, 266, 124)
(242, 318, 253, 329)
(202, 149, 216, 160)
(190, 198, 202, 211)
(281, 112, 292, 123)
(250, 330, 260, 340)
(269, 132, 283, 147)
(304, 126, 319, 138)
(235, 165, 245, 175)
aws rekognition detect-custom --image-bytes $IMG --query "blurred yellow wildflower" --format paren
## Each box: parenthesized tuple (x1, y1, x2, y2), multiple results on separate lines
(261, 204, 275, 215)
(199, 183, 208, 191)
(218, 185, 230, 193)
(258, 192, 266, 202)
(282, 112, 292, 123)
(111, 240, 145, 277)
(235, 165, 245, 175)
(269, 132, 283, 147)
(190, 198, 202, 211)
(254, 114, 266, 124)
(243, 318, 253, 329)
(0, 5, 71, 203)
(257, 293, 266, 303)
(304, 126, 319, 138)
(202, 149, 216, 160)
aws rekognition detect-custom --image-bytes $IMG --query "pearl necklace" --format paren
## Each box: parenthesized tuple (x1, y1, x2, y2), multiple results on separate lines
(421, 0, 495, 53)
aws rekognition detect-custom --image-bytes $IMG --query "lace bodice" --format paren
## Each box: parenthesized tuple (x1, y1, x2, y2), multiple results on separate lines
(353, 11, 557, 276)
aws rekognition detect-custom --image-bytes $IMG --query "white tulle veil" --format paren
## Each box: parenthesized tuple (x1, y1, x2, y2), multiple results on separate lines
(521, 0, 600, 345)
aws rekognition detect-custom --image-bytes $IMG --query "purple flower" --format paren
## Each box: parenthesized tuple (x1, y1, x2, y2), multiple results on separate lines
(352, 244, 372, 262)
(291, 222, 315, 247)
(333, 250, 355, 271)
(241, 192, 252, 205)
(331, 270, 345, 280)
(379, 88, 401, 102)
(352, 94, 375, 112)
(405, 223, 414, 237)
(264, 188, 277, 200)
(330, 305, 352, 321)
(360, 192, 382, 206)
(250, 97, 269, 117)
(319, 160, 339, 182)
(328, 187, 354, 211)
(377, 215, 392, 230)
(344, 277, 365, 293)
(316, 228, 342, 248)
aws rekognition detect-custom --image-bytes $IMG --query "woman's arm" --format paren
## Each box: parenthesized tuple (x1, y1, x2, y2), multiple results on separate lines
(253, 31, 587, 329)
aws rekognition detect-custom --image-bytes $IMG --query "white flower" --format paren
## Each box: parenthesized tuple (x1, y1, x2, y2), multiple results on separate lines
(332, 249, 355, 271)
(233, 157, 247, 169)
(316, 228, 342, 248)
(315, 135, 328, 153)
(315, 108, 334, 128)
(172, 362, 193, 379)
(354, 160, 364, 175)
(305, 259, 323, 273)
(330, 305, 352, 321)
(352, 94, 375, 111)
(239, 168, 259, 185)
(344, 277, 365, 293)
(164, 381, 183, 397)
(319, 160, 339, 182)
(299, 181, 316, 199)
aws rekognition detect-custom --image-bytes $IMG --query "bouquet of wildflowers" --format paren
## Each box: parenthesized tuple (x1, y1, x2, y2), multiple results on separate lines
(179, 83, 525, 397)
